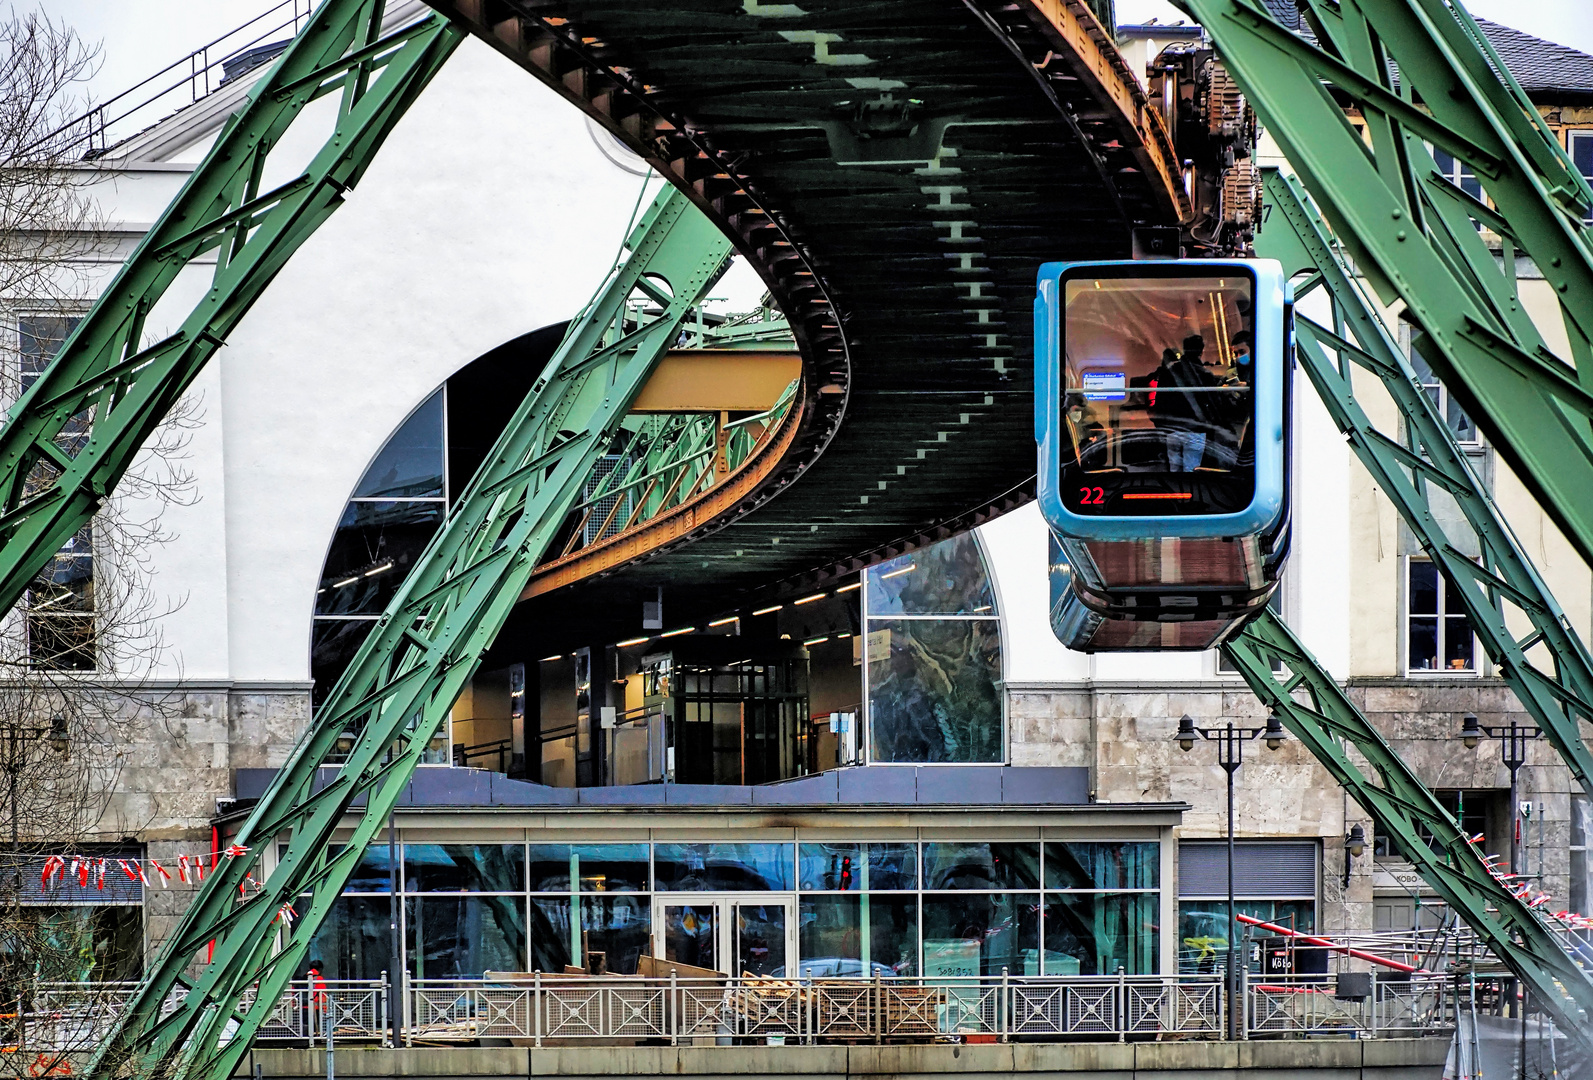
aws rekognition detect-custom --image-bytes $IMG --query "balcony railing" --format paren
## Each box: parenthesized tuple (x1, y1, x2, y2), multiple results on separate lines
(13, 970, 1459, 1052)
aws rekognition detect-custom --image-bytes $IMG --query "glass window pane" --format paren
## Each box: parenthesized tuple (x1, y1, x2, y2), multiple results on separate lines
(352, 389, 445, 499)
(661, 904, 718, 970)
(653, 843, 794, 891)
(336, 843, 396, 892)
(406, 895, 526, 978)
(1409, 617, 1439, 671)
(798, 895, 919, 977)
(303, 895, 393, 980)
(1059, 272, 1257, 516)
(799, 843, 917, 891)
(316, 501, 443, 616)
(580, 894, 650, 974)
(17, 906, 140, 982)
(868, 619, 1002, 763)
(1444, 616, 1474, 670)
(922, 893, 1039, 977)
(528, 897, 573, 973)
(1044, 893, 1159, 975)
(572, 844, 649, 892)
(1178, 900, 1313, 974)
(19, 315, 80, 393)
(402, 844, 525, 892)
(527, 844, 573, 892)
(1408, 561, 1438, 615)
(1044, 842, 1159, 891)
(923, 843, 1039, 891)
(311, 617, 375, 708)
(866, 532, 997, 615)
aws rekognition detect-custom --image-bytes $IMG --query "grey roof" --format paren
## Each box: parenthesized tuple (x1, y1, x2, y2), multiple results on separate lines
(1252, 1, 1593, 100)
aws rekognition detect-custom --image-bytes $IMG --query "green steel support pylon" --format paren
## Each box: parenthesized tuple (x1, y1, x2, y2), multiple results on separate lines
(0, 1, 462, 619)
(1176, 0, 1593, 571)
(1255, 169, 1593, 803)
(91, 186, 733, 1080)
(1222, 612, 1593, 1050)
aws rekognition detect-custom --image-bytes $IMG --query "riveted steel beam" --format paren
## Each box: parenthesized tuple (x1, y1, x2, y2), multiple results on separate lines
(0, 3, 462, 623)
(90, 186, 733, 1080)
(1255, 169, 1593, 803)
(1223, 611, 1593, 1052)
(1178, 0, 1593, 569)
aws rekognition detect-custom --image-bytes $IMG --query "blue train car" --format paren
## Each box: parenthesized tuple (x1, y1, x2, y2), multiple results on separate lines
(1034, 259, 1292, 651)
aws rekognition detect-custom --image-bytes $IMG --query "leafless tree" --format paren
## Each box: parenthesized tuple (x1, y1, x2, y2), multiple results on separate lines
(0, 12, 202, 1064)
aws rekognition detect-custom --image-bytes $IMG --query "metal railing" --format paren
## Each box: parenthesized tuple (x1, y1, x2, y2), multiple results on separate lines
(1245, 973, 1457, 1039)
(402, 973, 1226, 1045)
(18, 978, 389, 1050)
(15, 970, 1462, 1050)
(27, 0, 318, 160)
(549, 379, 799, 564)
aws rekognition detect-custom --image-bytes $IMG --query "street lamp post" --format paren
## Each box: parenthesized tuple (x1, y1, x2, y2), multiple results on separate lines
(1458, 713, 1541, 878)
(1176, 712, 1287, 1040)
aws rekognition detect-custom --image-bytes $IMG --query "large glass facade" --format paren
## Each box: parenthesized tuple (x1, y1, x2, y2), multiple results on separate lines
(864, 532, 1003, 763)
(309, 837, 1161, 979)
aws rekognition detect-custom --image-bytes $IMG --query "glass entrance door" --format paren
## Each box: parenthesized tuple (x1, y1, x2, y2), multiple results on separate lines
(654, 895, 796, 977)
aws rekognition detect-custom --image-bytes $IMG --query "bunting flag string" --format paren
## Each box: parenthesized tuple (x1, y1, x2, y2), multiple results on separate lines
(38, 846, 254, 894)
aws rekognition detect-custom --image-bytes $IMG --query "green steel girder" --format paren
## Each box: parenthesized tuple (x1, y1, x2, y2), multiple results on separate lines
(1222, 612, 1593, 1050)
(1176, 0, 1593, 571)
(1255, 169, 1593, 804)
(0, 3, 462, 621)
(90, 188, 733, 1080)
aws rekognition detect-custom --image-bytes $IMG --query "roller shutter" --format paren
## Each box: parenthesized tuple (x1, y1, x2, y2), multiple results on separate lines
(1178, 840, 1317, 899)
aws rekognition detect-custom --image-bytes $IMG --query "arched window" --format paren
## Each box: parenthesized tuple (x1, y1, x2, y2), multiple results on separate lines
(862, 531, 1004, 763)
(311, 387, 447, 715)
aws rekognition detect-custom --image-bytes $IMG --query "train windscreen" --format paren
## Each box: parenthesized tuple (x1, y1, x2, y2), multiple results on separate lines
(1060, 269, 1256, 516)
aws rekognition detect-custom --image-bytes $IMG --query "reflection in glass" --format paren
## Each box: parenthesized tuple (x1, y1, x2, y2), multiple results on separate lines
(1061, 271, 1256, 516)
(1044, 893, 1158, 975)
(1178, 899, 1313, 974)
(528, 897, 573, 973)
(799, 843, 916, 891)
(922, 893, 1039, 977)
(406, 895, 525, 977)
(798, 895, 918, 977)
(867, 619, 1002, 763)
(352, 389, 445, 499)
(316, 502, 444, 616)
(662, 904, 717, 971)
(336, 844, 396, 892)
(654, 843, 793, 891)
(402, 844, 525, 892)
(305, 896, 392, 980)
(866, 532, 997, 616)
(573, 844, 649, 892)
(735, 902, 787, 977)
(19, 906, 141, 982)
(19, 315, 80, 393)
(581, 894, 650, 974)
(528, 845, 573, 892)
(922, 843, 1039, 891)
(1044, 842, 1159, 891)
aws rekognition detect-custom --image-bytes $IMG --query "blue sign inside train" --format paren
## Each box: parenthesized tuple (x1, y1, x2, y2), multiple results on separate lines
(1034, 259, 1289, 540)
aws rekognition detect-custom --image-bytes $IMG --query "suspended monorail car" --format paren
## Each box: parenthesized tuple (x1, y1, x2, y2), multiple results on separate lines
(1034, 259, 1292, 650)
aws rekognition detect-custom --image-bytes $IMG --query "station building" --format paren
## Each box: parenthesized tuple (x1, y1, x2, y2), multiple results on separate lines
(13, 0, 1593, 988)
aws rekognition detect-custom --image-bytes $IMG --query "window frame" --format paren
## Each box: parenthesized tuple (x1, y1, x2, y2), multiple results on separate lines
(1568, 129, 1593, 227)
(1403, 556, 1478, 676)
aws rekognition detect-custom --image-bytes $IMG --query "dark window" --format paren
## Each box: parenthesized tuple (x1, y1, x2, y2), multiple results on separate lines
(351, 390, 445, 499)
(27, 525, 94, 670)
(1407, 559, 1474, 672)
(1568, 131, 1593, 226)
(1059, 268, 1257, 516)
(922, 842, 1039, 891)
(1409, 351, 1478, 445)
(1431, 147, 1484, 205)
(18, 315, 79, 395)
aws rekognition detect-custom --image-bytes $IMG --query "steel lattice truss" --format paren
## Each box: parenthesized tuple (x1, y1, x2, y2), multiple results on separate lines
(1177, 0, 1593, 567)
(0, 0, 1560, 1074)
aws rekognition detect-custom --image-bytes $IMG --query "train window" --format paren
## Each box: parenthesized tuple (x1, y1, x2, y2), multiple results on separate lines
(1059, 268, 1257, 517)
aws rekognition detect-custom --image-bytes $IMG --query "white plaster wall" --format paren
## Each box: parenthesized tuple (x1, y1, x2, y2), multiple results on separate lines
(87, 37, 655, 683)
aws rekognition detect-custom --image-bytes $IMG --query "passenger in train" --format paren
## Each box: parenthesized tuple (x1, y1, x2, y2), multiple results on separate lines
(1150, 334, 1220, 472)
